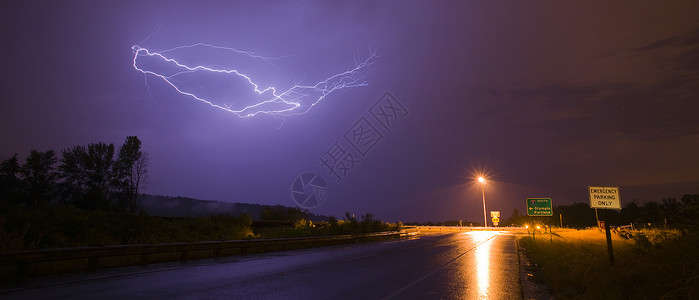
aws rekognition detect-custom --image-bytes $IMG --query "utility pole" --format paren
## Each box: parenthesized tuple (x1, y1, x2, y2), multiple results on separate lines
(481, 185, 487, 228)
(478, 177, 487, 228)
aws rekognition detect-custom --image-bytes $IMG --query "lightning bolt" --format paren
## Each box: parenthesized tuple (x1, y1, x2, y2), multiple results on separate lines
(132, 43, 376, 118)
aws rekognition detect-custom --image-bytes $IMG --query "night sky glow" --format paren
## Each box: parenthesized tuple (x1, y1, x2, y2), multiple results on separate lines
(2, 1, 699, 222)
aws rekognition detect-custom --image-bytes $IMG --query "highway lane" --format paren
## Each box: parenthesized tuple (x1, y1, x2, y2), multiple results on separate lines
(1, 231, 522, 299)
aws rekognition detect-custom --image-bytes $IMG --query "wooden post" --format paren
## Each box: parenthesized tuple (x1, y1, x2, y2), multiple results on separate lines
(87, 256, 99, 271)
(559, 213, 563, 228)
(180, 250, 189, 262)
(604, 217, 615, 266)
(139, 253, 149, 266)
(549, 224, 552, 244)
(532, 225, 536, 241)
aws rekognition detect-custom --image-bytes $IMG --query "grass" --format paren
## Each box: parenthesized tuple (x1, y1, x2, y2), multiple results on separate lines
(1, 204, 406, 281)
(255, 218, 403, 239)
(519, 228, 698, 299)
(0, 205, 254, 250)
(1, 219, 404, 282)
(1, 204, 401, 250)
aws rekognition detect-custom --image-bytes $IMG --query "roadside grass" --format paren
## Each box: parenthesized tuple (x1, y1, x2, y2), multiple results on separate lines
(255, 219, 403, 239)
(0, 205, 254, 251)
(519, 228, 698, 299)
(1, 204, 407, 281)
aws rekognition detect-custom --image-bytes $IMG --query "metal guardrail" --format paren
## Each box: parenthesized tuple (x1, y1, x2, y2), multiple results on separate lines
(411, 226, 526, 231)
(0, 229, 418, 280)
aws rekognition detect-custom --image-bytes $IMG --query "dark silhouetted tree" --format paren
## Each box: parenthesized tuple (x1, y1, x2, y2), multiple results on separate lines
(83, 142, 115, 210)
(679, 194, 699, 226)
(0, 154, 22, 204)
(620, 201, 640, 224)
(20, 150, 58, 207)
(344, 212, 357, 223)
(553, 203, 596, 228)
(639, 201, 662, 224)
(660, 197, 681, 223)
(59, 145, 89, 204)
(114, 136, 149, 212)
(504, 208, 526, 226)
(261, 205, 308, 221)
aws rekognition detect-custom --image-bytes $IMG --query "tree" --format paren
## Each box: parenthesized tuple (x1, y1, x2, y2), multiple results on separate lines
(553, 203, 596, 228)
(59, 145, 89, 204)
(114, 136, 148, 212)
(133, 152, 149, 201)
(639, 201, 662, 224)
(83, 142, 115, 210)
(660, 197, 681, 224)
(679, 194, 699, 226)
(20, 150, 58, 207)
(504, 208, 526, 226)
(620, 201, 640, 224)
(0, 154, 21, 203)
(261, 205, 307, 221)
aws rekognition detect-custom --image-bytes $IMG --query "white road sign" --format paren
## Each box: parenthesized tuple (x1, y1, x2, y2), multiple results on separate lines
(589, 186, 621, 210)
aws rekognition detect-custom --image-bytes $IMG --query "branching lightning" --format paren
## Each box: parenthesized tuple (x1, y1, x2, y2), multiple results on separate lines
(132, 43, 376, 118)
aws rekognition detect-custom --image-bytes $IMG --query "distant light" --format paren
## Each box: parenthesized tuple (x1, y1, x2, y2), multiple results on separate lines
(525, 225, 529, 229)
(478, 177, 486, 184)
(536, 225, 541, 230)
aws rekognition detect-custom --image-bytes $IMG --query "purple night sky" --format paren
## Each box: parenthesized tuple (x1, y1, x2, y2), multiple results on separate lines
(2, 1, 698, 222)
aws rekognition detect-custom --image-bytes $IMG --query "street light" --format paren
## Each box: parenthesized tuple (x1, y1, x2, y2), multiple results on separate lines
(478, 176, 487, 228)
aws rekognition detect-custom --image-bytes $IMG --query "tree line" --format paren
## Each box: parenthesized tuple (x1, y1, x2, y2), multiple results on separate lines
(505, 194, 699, 229)
(0, 136, 149, 213)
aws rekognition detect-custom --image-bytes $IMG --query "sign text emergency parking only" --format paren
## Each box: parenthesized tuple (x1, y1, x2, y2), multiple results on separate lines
(588, 186, 621, 210)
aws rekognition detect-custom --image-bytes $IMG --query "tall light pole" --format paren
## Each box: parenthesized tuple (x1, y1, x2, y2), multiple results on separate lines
(478, 176, 487, 227)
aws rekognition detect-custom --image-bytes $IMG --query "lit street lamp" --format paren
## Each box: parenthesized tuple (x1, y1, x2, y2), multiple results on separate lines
(478, 176, 487, 227)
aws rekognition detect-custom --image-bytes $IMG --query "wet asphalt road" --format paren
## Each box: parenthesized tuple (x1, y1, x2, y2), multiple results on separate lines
(2, 231, 522, 299)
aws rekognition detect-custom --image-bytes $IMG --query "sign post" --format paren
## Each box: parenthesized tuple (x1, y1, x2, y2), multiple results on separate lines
(526, 198, 553, 240)
(559, 213, 563, 227)
(588, 186, 621, 266)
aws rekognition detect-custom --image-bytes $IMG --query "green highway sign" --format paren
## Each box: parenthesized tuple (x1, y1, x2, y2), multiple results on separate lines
(527, 198, 553, 216)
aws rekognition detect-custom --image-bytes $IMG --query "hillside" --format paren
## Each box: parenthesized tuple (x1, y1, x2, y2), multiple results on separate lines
(137, 194, 328, 221)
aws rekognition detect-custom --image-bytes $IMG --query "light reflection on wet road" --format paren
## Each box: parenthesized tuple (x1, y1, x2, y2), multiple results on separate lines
(476, 231, 494, 298)
(2, 231, 522, 299)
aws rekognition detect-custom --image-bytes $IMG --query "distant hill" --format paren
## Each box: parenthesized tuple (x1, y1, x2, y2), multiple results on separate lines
(136, 194, 329, 222)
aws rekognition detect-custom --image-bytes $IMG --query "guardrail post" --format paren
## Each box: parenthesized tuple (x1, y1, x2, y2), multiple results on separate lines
(17, 261, 29, 279)
(180, 250, 189, 262)
(139, 253, 149, 266)
(87, 256, 99, 271)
